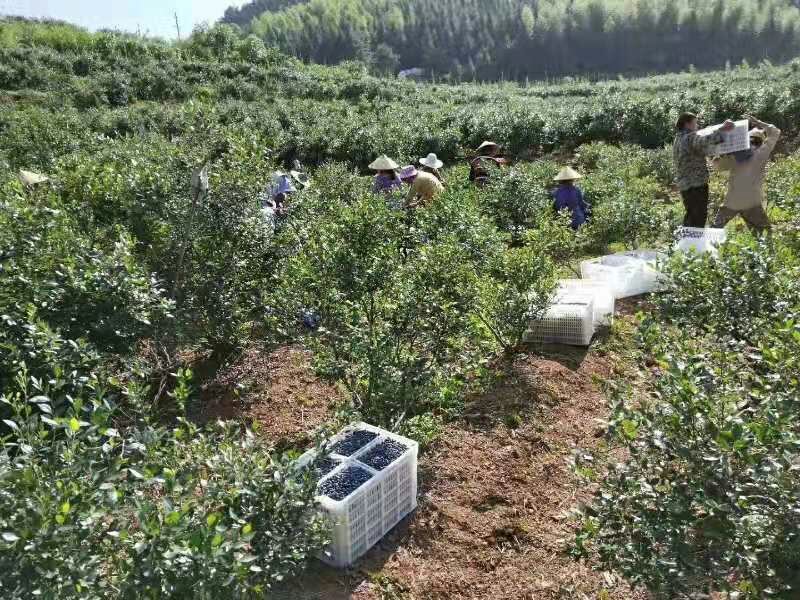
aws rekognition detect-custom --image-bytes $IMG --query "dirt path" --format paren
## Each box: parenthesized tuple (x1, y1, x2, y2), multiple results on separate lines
(203, 308, 648, 600)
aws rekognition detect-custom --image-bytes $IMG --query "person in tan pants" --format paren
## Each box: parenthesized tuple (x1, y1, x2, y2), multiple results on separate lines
(712, 115, 781, 233)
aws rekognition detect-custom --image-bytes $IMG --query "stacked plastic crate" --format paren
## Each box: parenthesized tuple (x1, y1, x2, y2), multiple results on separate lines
(525, 293, 595, 346)
(298, 423, 418, 568)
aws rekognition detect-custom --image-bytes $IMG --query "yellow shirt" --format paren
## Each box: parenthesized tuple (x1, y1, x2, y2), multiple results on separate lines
(405, 171, 444, 207)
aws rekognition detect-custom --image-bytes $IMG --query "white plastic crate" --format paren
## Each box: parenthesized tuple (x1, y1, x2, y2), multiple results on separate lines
(556, 280, 615, 327)
(580, 255, 643, 299)
(674, 227, 727, 255)
(526, 297, 595, 346)
(697, 119, 750, 156)
(612, 249, 669, 294)
(300, 423, 418, 568)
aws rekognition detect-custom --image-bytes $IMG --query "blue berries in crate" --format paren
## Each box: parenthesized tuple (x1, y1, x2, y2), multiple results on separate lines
(313, 457, 339, 481)
(359, 439, 408, 471)
(331, 429, 378, 456)
(319, 466, 374, 501)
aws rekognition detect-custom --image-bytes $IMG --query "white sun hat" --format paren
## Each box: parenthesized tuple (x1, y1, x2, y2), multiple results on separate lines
(476, 141, 499, 153)
(553, 166, 583, 182)
(368, 155, 400, 171)
(18, 170, 49, 186)
(419, 153, 444, 169)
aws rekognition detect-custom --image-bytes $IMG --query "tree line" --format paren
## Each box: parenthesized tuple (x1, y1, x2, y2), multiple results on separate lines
(222, 0, 800, 80)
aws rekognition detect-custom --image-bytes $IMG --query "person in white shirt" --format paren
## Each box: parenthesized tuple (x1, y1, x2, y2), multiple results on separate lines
(712, 115, 781, 233)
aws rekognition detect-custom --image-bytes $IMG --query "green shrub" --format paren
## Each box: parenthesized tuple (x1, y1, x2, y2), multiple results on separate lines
(584, 235, 800, 598)
(658, 236, 800, 345)
(0, 368, 329, 599)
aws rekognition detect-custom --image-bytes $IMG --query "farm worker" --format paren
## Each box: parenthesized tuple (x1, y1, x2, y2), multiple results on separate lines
(400, 164, 444, 209)
(261, 171, 296, 231)
(419, 152, 445, 183)
(712, 115, 781, 233)
(552, 167, 590, 230)
(673, 112, 735, 227)
(469, 141, 508, 187)
(369, 155, 403, 194)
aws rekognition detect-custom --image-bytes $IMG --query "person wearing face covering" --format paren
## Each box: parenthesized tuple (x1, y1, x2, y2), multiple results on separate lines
(712, 115, 781, 233)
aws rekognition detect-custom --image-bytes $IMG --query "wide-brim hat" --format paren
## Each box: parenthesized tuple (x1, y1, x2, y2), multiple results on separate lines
(749, 128, 766, 142)
(18, 169, 49, 186)
(476, 141, 499, 153)
(399, 165, 418, 180)
(554, 166, 583, 182)
(369, 155, 399, 171)
(290, 170, 311, 189)
(419, 153, 444, 169)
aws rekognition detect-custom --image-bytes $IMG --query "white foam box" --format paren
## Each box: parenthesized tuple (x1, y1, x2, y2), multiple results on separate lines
(556, 279, 615, 327)
(674, 227, 727, 256)
(526, 296, 595, 346)
(298, 423, 418, 568)
(580, 255, 644, 299)
(612, 249, 669, 294)
(697, 119, 750, 156)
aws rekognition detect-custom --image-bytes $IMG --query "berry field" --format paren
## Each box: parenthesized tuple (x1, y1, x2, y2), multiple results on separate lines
(1, 19, 800, 600)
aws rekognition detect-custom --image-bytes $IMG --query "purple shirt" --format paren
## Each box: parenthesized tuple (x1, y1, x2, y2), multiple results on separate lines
(373, 173, 402, 194)
(553, 185, 589, 229)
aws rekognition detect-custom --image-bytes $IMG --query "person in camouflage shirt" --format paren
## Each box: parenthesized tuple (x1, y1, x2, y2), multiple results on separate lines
(673, 113, 734, 227)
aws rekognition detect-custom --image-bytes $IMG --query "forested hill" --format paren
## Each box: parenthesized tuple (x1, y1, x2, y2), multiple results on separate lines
(222, 0, 800, 80)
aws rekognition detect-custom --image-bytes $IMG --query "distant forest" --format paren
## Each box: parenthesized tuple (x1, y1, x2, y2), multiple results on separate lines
(222, 0, 800, 80)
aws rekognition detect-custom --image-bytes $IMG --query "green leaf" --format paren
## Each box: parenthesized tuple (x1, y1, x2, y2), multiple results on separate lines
(165, 512, 181, 527)
(621, 419, 638, 440)
(242, 523, 253, 535)
(128, 468, 145, 480)
(68, 417, 81, 432)
(60, 501, 71, 514)
(211, 534, 224, 547)
(206, 513, 220, 528)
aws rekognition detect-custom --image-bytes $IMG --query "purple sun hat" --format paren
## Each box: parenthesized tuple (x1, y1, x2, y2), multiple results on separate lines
(399, 165, 418, 180)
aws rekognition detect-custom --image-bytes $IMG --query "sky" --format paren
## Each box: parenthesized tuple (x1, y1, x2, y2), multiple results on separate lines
(0, 0, 248, 39)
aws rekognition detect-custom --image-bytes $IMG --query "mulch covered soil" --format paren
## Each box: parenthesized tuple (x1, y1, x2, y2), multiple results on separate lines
(200, 345, 344, 445)
(206, 316, 649, 599)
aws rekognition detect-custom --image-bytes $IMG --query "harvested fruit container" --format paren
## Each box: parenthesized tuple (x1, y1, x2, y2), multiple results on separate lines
(526, 296, 595, 346)
(557, 279, 615, 327)
(299, 423, 419, 568)
(580, 255, 644, 299)
(612, 249, 669, 294)
(674, 227, 727, 256)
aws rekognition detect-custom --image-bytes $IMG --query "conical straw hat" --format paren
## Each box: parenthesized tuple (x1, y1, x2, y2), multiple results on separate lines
(553, 166, 582, 182)
(368, 155, 399, 171)
(18, 170, 49, 186)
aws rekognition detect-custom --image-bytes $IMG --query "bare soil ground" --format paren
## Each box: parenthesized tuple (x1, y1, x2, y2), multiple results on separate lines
(203, 306, 650, 600)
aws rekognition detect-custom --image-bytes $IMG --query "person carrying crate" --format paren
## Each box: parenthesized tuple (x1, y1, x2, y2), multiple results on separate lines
(673, 113, 735, 227)
(711, 115, 781, 233)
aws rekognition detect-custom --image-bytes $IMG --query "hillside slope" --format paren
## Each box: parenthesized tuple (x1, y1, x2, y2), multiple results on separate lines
(224, 0, 800, 80)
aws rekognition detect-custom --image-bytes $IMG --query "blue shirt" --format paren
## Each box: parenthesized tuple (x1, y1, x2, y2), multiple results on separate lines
(373, 174, 402, 194)
(553, 185, 589, 229)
